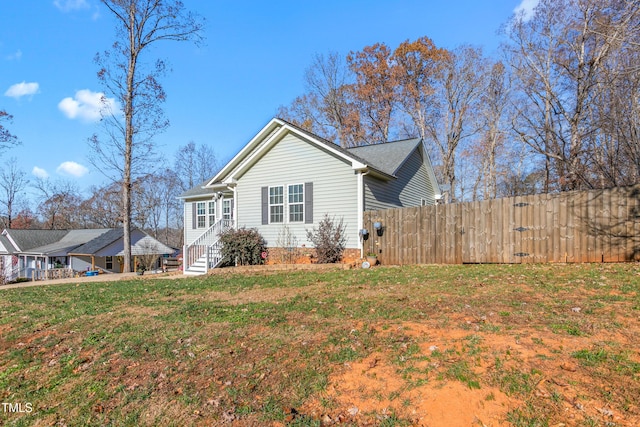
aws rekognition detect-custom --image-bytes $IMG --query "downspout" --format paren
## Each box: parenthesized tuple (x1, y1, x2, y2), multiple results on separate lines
(357, 169, 370, 258)
(228, 184, 238, 228)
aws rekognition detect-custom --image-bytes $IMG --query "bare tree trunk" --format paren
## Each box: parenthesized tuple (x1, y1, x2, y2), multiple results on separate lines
(122, 5, 137, 273)
(93, 0, 203, 271)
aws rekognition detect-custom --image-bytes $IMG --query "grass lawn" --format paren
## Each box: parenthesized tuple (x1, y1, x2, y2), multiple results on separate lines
(1, 263, 639, 426)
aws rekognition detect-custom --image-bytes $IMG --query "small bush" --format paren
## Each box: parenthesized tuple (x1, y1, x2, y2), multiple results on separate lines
(306, 214, 346, 263)
(276, 225, 300, 264)
(220, 227, 267, 266)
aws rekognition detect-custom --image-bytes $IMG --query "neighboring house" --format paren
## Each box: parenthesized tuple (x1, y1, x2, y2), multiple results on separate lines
(0, 228, 173, 282)
(179, 117, 441, 275)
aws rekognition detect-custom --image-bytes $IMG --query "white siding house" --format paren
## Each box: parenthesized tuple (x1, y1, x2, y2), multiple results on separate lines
(179, 118, 441, 274)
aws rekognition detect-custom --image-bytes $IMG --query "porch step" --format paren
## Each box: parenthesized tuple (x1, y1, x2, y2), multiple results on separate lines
(184, 259, 207, 275)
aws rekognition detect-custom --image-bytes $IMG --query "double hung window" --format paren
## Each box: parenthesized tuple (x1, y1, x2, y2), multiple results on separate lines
(222, 199, 233, 220)
(288, 184, 304, 222)
(196, 202, 207, 228)
(269, 186, 284, 223)
(262, 182, 311, 225)
(208, 201, 216, 226)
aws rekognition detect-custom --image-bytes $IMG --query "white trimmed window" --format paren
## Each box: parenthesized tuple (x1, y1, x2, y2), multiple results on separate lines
(269, 186, 284, 223)
(106, 256, 113, 270)
(222, 199, 233, 220)
(196, 202, 206, 228)
(288, 184, 304, 222)
(262, 182, 312, 225)
(208, 201, 216, 226)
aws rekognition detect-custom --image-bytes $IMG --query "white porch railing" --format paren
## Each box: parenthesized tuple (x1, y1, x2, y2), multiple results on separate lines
(184, 219, 234, 273)
(10, 266, 20, 282)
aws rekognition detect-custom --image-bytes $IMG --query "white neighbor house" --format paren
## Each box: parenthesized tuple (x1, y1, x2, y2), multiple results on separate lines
(179, 118, 441, 275)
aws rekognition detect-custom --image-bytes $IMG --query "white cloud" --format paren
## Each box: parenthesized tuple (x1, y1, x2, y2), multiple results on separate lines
(32, 167, 49, 179)
(56, 161, 89, 177)
(514, 0, 540, 21)
(58, 89, 119, 122)
(5, 81, 40, 99)
(53, 0, 89, 12)
(6, 50, 22, 61)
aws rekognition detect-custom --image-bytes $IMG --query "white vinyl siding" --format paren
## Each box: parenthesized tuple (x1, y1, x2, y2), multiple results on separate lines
(236, 133, 359, 248)
(364, 145, 435, 211)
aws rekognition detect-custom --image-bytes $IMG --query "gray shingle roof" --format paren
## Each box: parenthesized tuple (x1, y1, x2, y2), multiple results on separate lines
(70, 229, 174, 256)
(1, 229, 69, 252)
(70, 228, 125, 255)
(0, 234, 13, 253)
(28, 229, 112, 256)
(346, 138, 422, 176)
(2, 228, 173, 257)
(177, 178, 218, 199)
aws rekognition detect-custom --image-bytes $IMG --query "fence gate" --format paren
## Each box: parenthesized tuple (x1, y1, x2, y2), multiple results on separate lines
(461, 193, 566, 263)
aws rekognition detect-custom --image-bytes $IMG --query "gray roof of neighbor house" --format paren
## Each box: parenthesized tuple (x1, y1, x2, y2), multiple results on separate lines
(27, 229, 112, 256)
(69, 228, 125, 255)
(0, 229, 69, 253)
(1, 228, 173, 257)
(347, 138, 423, 176)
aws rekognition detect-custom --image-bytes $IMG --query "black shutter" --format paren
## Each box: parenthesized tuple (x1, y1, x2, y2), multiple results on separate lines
(192, 202, 197, 229)
(261, 187, 268, 225)
(305, 182, 313, 224)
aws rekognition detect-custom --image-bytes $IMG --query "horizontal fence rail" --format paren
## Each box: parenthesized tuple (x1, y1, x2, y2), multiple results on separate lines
(363, 185, 640, 265)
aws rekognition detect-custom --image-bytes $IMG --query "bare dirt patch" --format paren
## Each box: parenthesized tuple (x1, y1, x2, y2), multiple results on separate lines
(298, 314, 640, 426)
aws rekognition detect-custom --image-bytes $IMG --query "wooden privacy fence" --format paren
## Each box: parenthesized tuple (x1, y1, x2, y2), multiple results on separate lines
(363, 185, 640, 265)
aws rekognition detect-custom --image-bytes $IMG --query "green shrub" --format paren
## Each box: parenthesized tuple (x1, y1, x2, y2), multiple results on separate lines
(219, 227, 267, 266)
(306, 214, 346, 263)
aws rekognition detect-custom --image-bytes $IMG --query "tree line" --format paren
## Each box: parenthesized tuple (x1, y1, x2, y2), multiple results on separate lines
(0, 141, 219, 248)
(278, 0, 640, 202)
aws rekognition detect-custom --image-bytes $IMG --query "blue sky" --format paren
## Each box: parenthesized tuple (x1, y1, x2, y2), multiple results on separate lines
(1, 0, 536, 197)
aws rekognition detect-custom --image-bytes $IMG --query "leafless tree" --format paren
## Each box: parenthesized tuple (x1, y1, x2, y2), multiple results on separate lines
(424, 46, 488, 201)
(0, 160, 29, 229)
(174, 141, 219, 192)
(278, 52, 363, 148)
(34, 179, 83, 229)
(505, 0, 640, 191)
(0, 110, 18, 153)
(476, 61, 513, 199)
(89, 0, 204, 272)
(156, 168, 181, 245)
(80, 182, 124, 228)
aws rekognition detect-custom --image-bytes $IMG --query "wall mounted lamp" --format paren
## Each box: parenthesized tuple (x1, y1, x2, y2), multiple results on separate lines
(359, 228, 369, 241)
